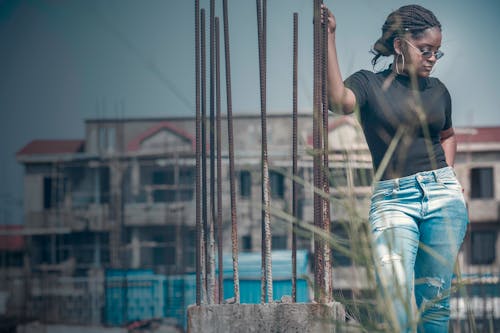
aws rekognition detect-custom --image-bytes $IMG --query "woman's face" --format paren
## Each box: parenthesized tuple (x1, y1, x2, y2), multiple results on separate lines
(402, 27, 443, 77)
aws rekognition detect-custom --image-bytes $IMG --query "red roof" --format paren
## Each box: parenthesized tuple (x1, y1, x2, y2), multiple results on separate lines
(17, 140, 84, 156)
(455, 127, 500, 144)
(0, 225, 24, 251)
(127, 121, 195, 151)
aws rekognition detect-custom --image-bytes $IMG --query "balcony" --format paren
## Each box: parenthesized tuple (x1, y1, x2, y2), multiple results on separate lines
(124, 201, 195, 226)
(25, 204, 110, 233)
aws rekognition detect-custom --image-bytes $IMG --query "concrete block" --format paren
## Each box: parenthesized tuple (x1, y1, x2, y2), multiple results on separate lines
(187, 302, 346, 333)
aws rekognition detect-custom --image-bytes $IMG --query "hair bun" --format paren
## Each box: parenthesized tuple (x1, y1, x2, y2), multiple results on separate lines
(371, 4, 441, 67)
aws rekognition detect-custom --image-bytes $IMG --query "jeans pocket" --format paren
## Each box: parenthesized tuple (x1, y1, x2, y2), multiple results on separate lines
(370, 188, 393, 215)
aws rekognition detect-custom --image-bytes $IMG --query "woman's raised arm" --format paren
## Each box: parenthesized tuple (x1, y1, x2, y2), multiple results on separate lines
(322, 4, 356, 114)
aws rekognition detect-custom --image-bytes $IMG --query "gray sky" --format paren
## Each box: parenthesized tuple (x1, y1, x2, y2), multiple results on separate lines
(1, 0, 499, 225)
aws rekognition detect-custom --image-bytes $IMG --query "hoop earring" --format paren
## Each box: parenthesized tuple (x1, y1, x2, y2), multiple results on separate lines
(395, 53, 405, 75)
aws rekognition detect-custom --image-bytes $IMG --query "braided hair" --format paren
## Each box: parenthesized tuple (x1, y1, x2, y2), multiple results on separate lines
(371, 5, 441, 66)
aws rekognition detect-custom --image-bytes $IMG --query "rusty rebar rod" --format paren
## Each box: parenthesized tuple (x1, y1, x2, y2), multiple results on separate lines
(194, 0, 201, 306)
(215, 16, 224, 305)
(321, 2, 332, 302)
(257, 0, 265, 303)
(256, 0, 273, 304)
(207, 0, 216, 305)
(313, 0, 325, 303)
(292, 12, 298, 303)
(201, 8, 208, 303)
(222, 0, 240, 304)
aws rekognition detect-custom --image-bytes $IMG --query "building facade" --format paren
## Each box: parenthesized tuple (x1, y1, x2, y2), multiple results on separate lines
(5, 114, 500, 328)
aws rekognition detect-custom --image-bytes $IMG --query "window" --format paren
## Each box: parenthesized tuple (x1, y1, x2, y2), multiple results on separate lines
(143, 226, 177, 268)
(99, 127, 107, 152)
(239, 171, 252, 198)
(179, 168, 195, 185)
(107, 127, 116, 153)
(179, 168, 195, 201)
(241, 235, 252, 252)
(98, 126, 116, 153)
(154, 190, 174, 202)
(183, 228, 196, 269)
(470, 231, 497, 265)
(153, 169, 175, 185)
(270, 171, 285, 199)
(43, 176, 67, 209)
(331, 222, 352, 266)
(0, 252, 23, 267)
(297, 198, 305, 220)
(87, 167, 111, 204)
(470, 167, 494, 199)
(43, 177, 53, 209)
(150, 167, 194, 203)
(98, 167, 110, 204)
(162, 246, 176, 266)
(272, 235, 287, 250)
(353, 168, 373, 187)
(329, 168, 348, 188)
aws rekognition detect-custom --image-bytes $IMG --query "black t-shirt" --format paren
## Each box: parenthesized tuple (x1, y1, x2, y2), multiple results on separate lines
(345, 69, 452, 180)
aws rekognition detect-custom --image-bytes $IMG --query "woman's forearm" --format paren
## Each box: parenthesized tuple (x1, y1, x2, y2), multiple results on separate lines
(323, 6, 355, 114)
(327, 34, 349, 111)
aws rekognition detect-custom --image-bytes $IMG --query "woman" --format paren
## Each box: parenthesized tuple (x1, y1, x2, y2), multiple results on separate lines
(323, 4, 469, 332)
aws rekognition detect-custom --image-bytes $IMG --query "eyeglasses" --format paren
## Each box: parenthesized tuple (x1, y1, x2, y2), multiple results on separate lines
(404, 39, 444, 60)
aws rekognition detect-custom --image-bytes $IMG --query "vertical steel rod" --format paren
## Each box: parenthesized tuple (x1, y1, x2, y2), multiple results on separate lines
(222, 0, 240, 304)
(262, 0, 272, 304)
(321, 2, 332, 302)
(201, 8, 208, 303)
(207, 0, 216, 305)
(262, 0, 267, 63)
(194, 0, 201, 306)
(256, 0, 265, 304)
(256, 0, 265, 303)
(291, 12, 299, 304)
(256, 0, 273, 304)
(312, 0, 325, 303)
(215, 16, 224, 305)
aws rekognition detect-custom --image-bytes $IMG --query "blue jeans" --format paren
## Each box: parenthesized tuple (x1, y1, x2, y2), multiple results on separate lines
(369, 166, 468, 333)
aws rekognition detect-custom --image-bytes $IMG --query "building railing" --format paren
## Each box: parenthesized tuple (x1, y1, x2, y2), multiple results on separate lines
(25, 205, 110, 232)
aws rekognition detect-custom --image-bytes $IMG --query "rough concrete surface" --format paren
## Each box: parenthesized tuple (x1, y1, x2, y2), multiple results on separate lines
(187, 302, 346, 333)
(16, 322, 183, 333)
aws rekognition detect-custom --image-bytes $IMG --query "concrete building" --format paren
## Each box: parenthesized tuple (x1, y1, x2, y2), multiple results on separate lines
(5, 114, 500, 328)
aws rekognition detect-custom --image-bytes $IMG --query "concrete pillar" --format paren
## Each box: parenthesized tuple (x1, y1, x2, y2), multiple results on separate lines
(94, 168, 100, 204)
(188, 302, 346, 333)
(131, 159, 140, 197)
(93, 233, 101, 267)
(131, 228, 140, 269)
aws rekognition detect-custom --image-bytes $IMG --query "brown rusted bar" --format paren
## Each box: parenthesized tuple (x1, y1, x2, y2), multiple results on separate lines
(256, 0, 273, 304)
(194, 0, 201, 306)
(201, 8, 208, 302)
(312, 0, 319, 301)
(256, 0, 264, 303)
(222, 0, 240, 304)
(291, 12, 298, 303)
(262, 0, 273, 304)
(207, 0, 216, 305)
(313, 0, 325, 303)
(262, 0, 267, 63)
(215, 16, 224, 305)
(321, 2, 332, 302)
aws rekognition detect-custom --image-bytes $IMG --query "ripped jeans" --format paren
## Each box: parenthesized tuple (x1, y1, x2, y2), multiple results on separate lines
(369, 166, 468, 333)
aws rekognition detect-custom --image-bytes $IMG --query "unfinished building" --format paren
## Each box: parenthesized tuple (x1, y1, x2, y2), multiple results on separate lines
(5, 114, 500, 329)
